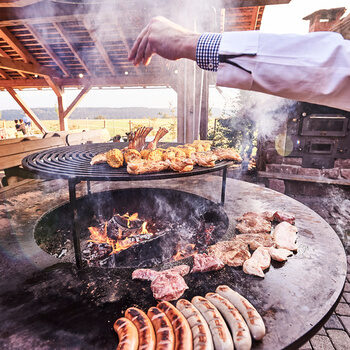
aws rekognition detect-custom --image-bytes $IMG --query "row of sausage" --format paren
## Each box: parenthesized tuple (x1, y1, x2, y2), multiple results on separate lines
(114, 285, 265, 350)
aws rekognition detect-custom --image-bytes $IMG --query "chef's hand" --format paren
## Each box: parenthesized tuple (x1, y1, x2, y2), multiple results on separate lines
(128, 16, 200, 66)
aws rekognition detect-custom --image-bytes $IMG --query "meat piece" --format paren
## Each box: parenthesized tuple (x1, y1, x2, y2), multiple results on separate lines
(90, 152, 107, 165)
(151, 271, 188, 301)
(169, 157, 194, 173)
(272, 222, 298, 251)
(113, 317, 139, 350)
(268, 247, 293, 262)
(273, 211, 296, 225)
(124, 149, 141, 163)
(147, 149, 164, 162)
(207, 241, 251, 267)
(191, 253, 224, 273)
(106, 149, 124, 168)
(192, 152, 217, 168)
(127, 159, 169, 175)
(132, 265, 190, 281)
(128, 126, 153, 151)
(236, 212, 272, 234)
(242, 247, 271, 278)
(212, 148, 242, 162)
(234, 233, 274, 250)
(147, 127, 169, 150)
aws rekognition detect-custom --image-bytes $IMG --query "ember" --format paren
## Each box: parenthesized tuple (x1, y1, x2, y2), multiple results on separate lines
(172, 243, 197, 261)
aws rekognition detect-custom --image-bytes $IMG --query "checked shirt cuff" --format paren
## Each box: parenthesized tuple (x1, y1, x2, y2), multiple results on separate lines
(196, 33, 222, 71)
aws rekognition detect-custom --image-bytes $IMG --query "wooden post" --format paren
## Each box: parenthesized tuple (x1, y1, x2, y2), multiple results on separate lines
(57, 95, 67, 131)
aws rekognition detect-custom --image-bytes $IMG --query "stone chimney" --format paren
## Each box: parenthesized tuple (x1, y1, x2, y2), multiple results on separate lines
(303, 7, 346, 32)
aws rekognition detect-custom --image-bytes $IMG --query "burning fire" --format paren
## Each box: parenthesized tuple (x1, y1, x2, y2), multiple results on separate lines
(88, 212, 152, 255)
(172, 243, 197, 261)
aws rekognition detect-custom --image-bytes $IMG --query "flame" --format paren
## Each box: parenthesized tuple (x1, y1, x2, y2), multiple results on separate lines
(88, 213, 152, 256)
(172, 243, 196, 261)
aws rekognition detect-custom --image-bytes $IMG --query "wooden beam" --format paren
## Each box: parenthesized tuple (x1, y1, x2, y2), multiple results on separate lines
(44, 76, 63, 97)
(6, 87, 47, 133)
(0, 45, 26, 77)
(53, 22, 91, 76)
(84, 18, 116, 76)
(64, 85, 91, 119)
(26, 24, 70, 77)
(0, 68, 10, 79)
(57, 95, 67, 131)
(0, 55, 58, 76)
(0, 0, 41, 7)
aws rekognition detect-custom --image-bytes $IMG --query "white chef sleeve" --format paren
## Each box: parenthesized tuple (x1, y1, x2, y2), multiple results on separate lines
(217, 31, 350, 111)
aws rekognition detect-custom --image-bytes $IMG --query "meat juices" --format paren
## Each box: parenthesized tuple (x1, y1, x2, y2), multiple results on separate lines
(191, 253, 225, 273)
(272, 222, 298, 251)
(242, 247, 271, 278)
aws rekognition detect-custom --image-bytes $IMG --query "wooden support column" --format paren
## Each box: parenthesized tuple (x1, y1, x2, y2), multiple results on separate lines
(57, 95, 66, 131)
(176, 62, 185, 143)
(6, 87, 47, 134)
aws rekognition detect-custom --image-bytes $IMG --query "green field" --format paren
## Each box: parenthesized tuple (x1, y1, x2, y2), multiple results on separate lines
(3, 118, 215, 141)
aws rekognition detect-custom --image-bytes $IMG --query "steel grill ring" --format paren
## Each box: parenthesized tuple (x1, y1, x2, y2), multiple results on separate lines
(22, 142, 233, 181)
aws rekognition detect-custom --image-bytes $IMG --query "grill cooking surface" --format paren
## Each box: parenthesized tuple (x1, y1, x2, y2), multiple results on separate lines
(22, 142, 232, 181)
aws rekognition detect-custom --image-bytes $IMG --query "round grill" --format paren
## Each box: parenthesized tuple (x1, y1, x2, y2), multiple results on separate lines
(22, 142, 233, 181)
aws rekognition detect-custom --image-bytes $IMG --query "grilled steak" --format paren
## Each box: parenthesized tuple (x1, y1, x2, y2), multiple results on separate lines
(236, 212, 272, 234)
(191, 253, 224, 273)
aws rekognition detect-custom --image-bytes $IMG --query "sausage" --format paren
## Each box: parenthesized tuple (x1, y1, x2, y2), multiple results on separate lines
(176, 299, 214, 350)
(147, 307, 175, 350)
(191, 296, 233, 350)
(113, 317, 139, 350)
(125, 307, 156, 350)
(216, 285, 266, 340)
(205, 293, 251, 350)
(157, 300, 193, 350)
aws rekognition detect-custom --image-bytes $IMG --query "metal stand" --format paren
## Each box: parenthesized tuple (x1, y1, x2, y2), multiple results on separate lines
(68, 179, 83, 269)
(221, 167, 227, 205)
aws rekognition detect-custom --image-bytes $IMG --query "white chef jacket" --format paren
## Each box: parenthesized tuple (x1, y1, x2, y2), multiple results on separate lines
(216, 31, 350, 111)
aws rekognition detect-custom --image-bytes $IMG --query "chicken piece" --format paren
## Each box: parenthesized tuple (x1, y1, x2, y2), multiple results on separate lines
(213, 148, 242, 162)
(106, 149, 124, 168)
(127, 159, 169, 175)
(268, 247, 293, 262)
(147, 127, 168, 150)
(207, 240, 251, 267)
(192, 151, 217, 168)
(148, 149, 164, 162)
(272, 222, 298, 251)
(124, 149, 141, 163)
(169, 157, 194, 173)
(243, 247, 271, 278)
(178, 145, 196, 158)
(273, 211, 296, 225)
(90, 152, 107, 165)
(192, 140, 212, 152)
(236, 212, 272, 234)
(162, 149, 176, 161)
(235, 233, 274, 250)
(167, 147, 187, 159)
(140, 149, 151, 159)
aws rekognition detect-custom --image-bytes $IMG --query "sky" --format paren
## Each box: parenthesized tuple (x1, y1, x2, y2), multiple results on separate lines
(0, 0, 349, 112)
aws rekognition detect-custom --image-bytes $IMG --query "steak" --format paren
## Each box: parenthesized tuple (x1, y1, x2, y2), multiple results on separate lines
(236, 212, 272, 234)
(191, 253, 224, 273)
(132, 264, 190, 281)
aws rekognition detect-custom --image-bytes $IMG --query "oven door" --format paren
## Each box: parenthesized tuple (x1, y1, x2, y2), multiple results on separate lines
(301, 114, 348, 137)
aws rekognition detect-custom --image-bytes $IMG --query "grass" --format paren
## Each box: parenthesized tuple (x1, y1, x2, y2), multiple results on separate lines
(2, 118, 216, 141)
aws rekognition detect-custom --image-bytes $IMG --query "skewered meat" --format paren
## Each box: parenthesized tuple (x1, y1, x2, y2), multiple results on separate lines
(125, 307, 156, 350)
(235, 233, 274, 250)
(213, 148, 242, 162)
(205, 293, 251, 350)
(157, 301, 193, 350)
(176, 299, 214, 350)
(132, 265, 190, 281)
(113, 317, 139, 350)
(147, 307, 175, 350)
(127, 159, 169, 175)
(191, 296, 234, 350)
(124, 149, 141, 163)
(191, 253, 224, 273)
(169, 157, 194, 173)
(242, 247, 271, 278)
(268, 247, 293, 262)
(216, 285, 266, 341)
(273, 211, 296, 225)
(147, 127, 169, 150)
(106, 149, 124, 168)
(272, 222, 298, 251)
(207, 240, 251, 267)
(192, 152, 217, 168)
(90, 152, 107, 165)
(236, 212, 272, 234)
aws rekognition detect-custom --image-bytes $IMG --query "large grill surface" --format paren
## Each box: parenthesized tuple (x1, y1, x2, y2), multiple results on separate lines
(22, 142, 232, 181)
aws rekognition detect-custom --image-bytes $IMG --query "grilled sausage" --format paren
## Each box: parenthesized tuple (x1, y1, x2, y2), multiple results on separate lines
(191, 296, 233, 350)
(157, 300, 193, 350)
(113, 317, 139, 350)
(205, 293, 251, 350)
(216, 285, 266, 340)
(147, 307, 175, 350)
(176, 299, 214, 350)
(125, 307, 156, 350)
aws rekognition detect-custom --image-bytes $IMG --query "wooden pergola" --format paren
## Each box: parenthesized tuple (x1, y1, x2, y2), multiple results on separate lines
(0, 0, 290, 142)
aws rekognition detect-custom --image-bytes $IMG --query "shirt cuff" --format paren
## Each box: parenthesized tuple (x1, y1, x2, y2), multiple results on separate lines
(196, 33, 222, 71)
